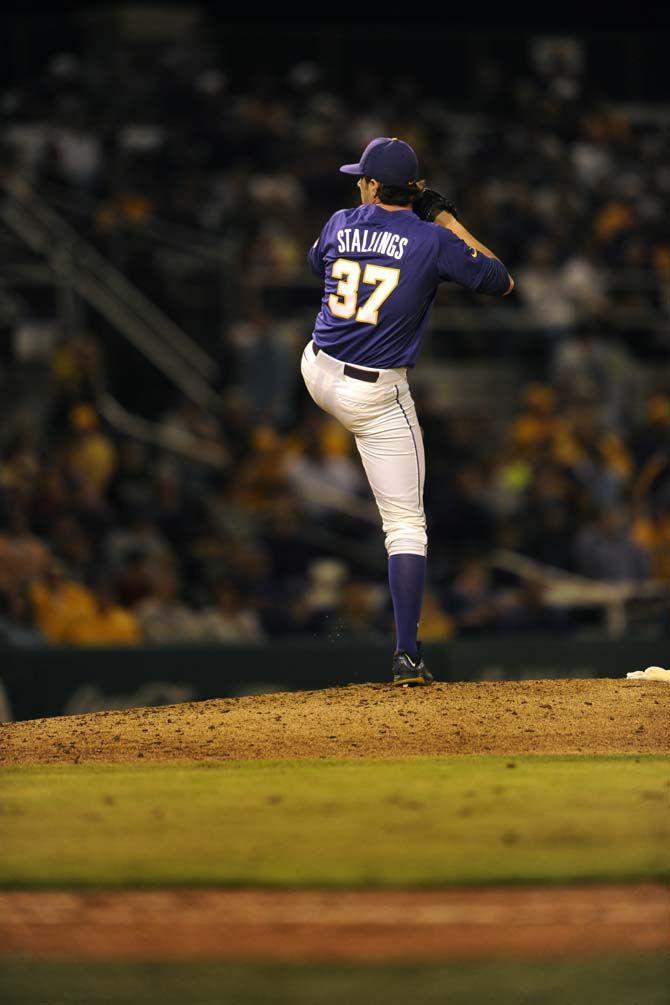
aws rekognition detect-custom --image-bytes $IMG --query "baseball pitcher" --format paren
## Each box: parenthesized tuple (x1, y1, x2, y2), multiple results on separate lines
(302, 137, 514, 686)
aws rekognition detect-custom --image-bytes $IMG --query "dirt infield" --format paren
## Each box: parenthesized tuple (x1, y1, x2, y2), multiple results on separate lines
(1, 885, 668, 961)
(1, 677, 668, 765)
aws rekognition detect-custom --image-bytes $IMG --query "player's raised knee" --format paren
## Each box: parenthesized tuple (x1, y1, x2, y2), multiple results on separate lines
(384, 524, 427, 557)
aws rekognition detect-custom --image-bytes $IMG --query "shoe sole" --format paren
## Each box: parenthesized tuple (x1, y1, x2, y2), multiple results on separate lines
(391, 675, 432, 688)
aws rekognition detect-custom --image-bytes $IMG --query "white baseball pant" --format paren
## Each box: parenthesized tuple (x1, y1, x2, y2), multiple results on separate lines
(301, 341, 427, 557)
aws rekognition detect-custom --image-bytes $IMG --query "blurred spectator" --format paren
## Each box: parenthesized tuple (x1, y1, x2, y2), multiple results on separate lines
(104, 512, 171, 571)
(509, 382, 563, 458)
(285, 423, 366, 521)
(632, 504, 670, 580)
(49, 514, 94, 581)
(418, 589, 454, 642)
(574, 507, 651, 582)
(136, 566, 200, 644)
(162, 396, 223, 445)
(262, 495, 316, 579)
(516, 238, 579, 343)
(517, 464, 576, 569)
(332, 580, 387, 642)
(445, 558, 500, 635)
(51, 335, 105, 413)
(233, 316, 300, 428)
(115, 551, 155, 609)
(0, 588, 43, 647)
(206, 473, 259, 543)
(0, 516, 50, 590)
(430, 464, 497, 559)
(60, 582, 140, 645)
(50, 120, 101, 190)
(30, 561, 96, 643)
(299, 558, 349, 636)
(197, 580, 266, 643)
(235, 425, 287, 513)
(550, 325, 640, 429)
(64, 404, 117, 495)
(495, 581, 566, 633)
(632, 391, 670, 468)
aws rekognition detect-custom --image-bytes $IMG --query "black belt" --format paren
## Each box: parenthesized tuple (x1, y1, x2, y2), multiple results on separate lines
(312, 342, 379, 383)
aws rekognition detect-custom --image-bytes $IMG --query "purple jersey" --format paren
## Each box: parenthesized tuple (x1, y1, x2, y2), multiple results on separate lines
(308, 203, 510, 368)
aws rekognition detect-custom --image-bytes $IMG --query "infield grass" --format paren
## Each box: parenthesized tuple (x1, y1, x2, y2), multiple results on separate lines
(2, 957, 669, 1005)
(1, 755, 669, 886)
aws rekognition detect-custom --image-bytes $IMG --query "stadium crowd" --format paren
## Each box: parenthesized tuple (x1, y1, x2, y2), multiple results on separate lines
(1, 328, 669, 647)
(1, 33, 670, 646)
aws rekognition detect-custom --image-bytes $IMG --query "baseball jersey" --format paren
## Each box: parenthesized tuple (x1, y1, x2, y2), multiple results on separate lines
(308, 203, 510, 368)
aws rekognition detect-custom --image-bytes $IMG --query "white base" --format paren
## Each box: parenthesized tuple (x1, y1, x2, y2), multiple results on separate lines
(626, 666, 670, 682)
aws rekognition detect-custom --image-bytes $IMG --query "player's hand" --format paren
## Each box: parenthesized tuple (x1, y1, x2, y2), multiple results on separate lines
(412, 187, 459, 223)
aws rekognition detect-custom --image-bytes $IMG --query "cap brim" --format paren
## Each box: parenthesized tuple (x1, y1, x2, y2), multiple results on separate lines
(339, 163, 363, 175)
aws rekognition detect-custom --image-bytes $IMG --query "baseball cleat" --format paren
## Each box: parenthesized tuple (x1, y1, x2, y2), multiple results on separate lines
(391, 647, 434, 687)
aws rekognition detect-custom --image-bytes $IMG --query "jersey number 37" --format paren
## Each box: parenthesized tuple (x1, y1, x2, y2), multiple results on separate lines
(328, 258, 400, 325)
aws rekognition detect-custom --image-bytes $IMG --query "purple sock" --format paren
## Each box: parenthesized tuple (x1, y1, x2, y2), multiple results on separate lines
(388, 553, 426, 657)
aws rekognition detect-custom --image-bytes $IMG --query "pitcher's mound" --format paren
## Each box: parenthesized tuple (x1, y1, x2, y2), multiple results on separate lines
(1, 678, 668, 765)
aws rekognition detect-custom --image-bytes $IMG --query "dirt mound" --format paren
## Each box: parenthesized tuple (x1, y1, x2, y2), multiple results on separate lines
(1, 678, 668, 765)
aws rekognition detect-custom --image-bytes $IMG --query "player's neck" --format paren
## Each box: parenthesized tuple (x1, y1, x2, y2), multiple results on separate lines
(373, 201, 412, 213)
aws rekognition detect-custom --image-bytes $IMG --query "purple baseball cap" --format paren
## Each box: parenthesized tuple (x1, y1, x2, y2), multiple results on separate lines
(340, 137, 420, 186)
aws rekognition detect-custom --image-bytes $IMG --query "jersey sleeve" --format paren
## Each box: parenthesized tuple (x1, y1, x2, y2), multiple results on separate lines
(307, 232, 325, 278)
(435, 226, 511, 296)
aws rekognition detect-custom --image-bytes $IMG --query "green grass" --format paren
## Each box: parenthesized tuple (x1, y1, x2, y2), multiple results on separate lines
(2, 957, 669, 1005)
(1, 756, 669, 886)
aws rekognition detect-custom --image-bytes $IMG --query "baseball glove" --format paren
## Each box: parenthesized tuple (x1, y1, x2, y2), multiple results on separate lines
(412, 188, 459, 223)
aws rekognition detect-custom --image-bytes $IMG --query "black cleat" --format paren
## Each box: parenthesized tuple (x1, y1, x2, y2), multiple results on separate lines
(391, 646, 434, 687)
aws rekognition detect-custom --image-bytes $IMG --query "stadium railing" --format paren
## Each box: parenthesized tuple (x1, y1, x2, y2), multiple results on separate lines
(491, 548, 670, 636)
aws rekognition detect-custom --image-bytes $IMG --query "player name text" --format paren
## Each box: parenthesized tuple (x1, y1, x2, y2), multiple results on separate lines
(336, 228, 409, 260)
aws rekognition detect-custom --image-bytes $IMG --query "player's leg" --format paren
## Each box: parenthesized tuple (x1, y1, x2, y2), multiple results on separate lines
(389, 555, 426, 655)
(352, 379, 431, 680)
(301, 350, 431, 683)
